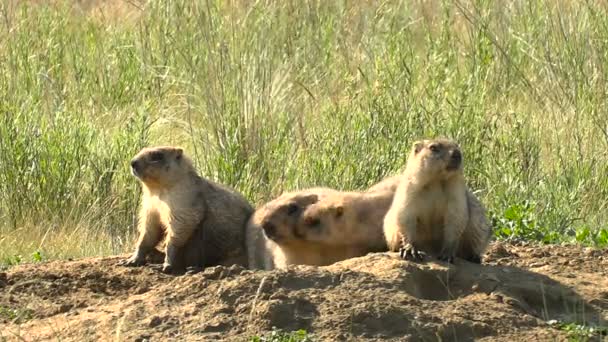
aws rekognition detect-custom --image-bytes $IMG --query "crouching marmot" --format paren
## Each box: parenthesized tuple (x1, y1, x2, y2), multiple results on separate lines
(246, 176, 403, 269)
(366, 174, 401, 194)
(246, 188, 340, 269)
(118, 146, 253, 273)
(383, 139, 492, 263)
(298, 190, 391, 254)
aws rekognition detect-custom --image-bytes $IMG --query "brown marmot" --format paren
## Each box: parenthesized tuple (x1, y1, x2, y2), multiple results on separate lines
(366, 174, 401, 193)
(299, 190, 392, 254)
(118, 146, 253, 273)
(246, 187, 339, 269)
(383, 139, 492, 263)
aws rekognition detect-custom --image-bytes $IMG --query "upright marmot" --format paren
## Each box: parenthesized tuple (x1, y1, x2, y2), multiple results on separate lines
(246, 187, 339, 269)
(383, 139, 492, 263)
(299, 190, 392, 254)
(119, 146, 253, 273)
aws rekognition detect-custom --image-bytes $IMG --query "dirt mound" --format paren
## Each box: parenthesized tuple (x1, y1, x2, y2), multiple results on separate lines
(1, 242, 607, 341)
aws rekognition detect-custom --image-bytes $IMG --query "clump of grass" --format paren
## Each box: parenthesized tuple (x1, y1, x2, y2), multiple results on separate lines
(1, 0, 608, 264)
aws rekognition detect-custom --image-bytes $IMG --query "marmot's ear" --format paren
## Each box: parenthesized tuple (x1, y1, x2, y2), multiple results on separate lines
(334, 205, 344, 218)
(302, 194, 319, 204)
(413, 141, 424, 154)
(174, 147, 183, 160)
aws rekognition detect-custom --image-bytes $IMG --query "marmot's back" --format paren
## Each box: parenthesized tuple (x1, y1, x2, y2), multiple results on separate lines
(192, 178, 253, 267)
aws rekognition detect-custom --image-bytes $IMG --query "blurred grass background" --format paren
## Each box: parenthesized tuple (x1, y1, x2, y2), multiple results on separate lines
(1, 0, 607, 265)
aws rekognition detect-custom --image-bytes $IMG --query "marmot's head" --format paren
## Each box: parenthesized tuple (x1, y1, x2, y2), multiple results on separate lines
(130, 146, 192, 188)
(259, 192, 319, 243)
(408, 139, 463, 180)
(299, 195, 346, 244)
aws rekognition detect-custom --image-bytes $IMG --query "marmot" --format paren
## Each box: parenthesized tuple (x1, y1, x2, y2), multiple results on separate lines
(299, 190, 392, 253)
(366, 174, 401, 193)
(246, 187, 339, 269)
(383, 139, 492, 263)
(118, 146, 253, 273)
(245, 210, 277, 271)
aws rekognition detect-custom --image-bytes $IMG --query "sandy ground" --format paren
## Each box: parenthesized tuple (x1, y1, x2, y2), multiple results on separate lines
(1, 242, 607, 341)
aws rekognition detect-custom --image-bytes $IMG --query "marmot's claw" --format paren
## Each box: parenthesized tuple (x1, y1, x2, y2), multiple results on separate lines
(437, 254, 455, 264)
(466, 255, 482, 264)
(399, 246, 407, 259)
(149, 264, 164, 272)
(161, 264, 178, 274)
(412, 249, 424, 261)
(118, 257, 145, 267)
(399, 245, 424, 261)
(185, 266, 203, 275)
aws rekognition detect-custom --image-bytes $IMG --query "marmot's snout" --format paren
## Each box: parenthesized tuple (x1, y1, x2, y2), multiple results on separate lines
(303, 216, 320, 227)
(447, 149, 462, 170)
(262, 221, 278, 240)
(131, 159, 142, 177)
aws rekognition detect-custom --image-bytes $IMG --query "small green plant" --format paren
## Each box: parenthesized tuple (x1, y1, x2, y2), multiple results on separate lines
(0, 250, 44, 268)
(0, 306, 33, 324)
(251, 328, 313, 342)
(31, 251, 43, 262)
(548, 320, 608, 341)
(573, 226, 608, 248)
(492, 201, 560, 243)
(2, 255, 22, 267)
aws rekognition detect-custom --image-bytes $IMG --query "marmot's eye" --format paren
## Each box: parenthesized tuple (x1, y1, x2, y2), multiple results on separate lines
(149, 152, 164, 162)
(305, 217, 320, 227)
(286, 203, 299, 216)
(429, 145, 440, 153)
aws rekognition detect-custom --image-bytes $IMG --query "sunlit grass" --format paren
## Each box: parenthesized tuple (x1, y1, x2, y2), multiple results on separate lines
(1, 0, 607, 265)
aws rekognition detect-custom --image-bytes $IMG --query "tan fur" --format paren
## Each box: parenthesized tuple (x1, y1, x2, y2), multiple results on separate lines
(246, 187, 338, 269)
(119, 146, 253, 273)
(383, 139, 492, 263)
(366, 174, 401, 193)
(271, 242, 369, 268)
(299, 190, 392, 254)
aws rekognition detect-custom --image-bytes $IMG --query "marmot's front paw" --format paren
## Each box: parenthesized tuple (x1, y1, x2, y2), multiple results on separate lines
(465, 254, 482, 264)
(161, 263, 177, 274)
(437, 252, 455, 264)
(118, 256, 146, 267)
(399, 244, 424, 261)
(185, 266, 203, 275)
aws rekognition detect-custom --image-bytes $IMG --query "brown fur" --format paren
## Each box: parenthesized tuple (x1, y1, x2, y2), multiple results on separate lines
(245, 209, 277, 270)
(383, 139, 492, 263)
(246, 188, 338, 269)
(119, 146, 253, 273)
(299, 190, 392, 255)
(366, 174, 401, 193)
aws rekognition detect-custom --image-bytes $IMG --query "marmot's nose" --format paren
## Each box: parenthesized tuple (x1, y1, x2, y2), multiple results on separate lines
(131, 160, 140, 170)
(451, 150, 462, 163)
(304, 216, 320, 227)
(262, 222, 276, 237)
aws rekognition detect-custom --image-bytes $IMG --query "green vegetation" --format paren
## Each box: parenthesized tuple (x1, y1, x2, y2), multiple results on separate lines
(1, 0, 607, 264)
(0, 305, 33, 324)
(549, 320, 608, 341)
(251, 328, 313, 342)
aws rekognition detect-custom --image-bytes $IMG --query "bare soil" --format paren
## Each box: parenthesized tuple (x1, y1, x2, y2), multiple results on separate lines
(1, 242, 607, 341)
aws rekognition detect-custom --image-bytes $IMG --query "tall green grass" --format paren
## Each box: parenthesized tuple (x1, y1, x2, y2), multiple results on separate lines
(1, 0, 607, 265)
